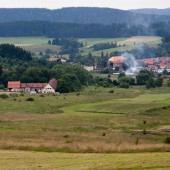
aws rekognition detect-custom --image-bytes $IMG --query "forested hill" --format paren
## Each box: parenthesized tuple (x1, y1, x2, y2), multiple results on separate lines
(130, 8, 170, 16)
(0, 7, 170, 24)
(0, 21, 170, 38)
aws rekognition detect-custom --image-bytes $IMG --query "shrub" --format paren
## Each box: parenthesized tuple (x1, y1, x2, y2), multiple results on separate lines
(26, 97, 34, 101)
(76, 92, 80, 96)
(20, 93, 24, 96)
(119, 82, 129, 88)
(143, 120, 147, 124)
(63, 135, 69, 138)
(143, 129, 147, 135)
(0, 93, 9, 99)
(0, 84, 5, 90)
(135, 138, 139, 145)
(164, 136, 170, 144)
(109, 90, 114, 93)
(10, 93, 18, 97)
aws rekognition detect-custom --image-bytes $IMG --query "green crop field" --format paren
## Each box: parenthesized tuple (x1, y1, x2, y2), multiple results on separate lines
(0, 85, 170, 169)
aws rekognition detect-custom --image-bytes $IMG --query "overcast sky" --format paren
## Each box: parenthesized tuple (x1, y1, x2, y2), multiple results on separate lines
(0, 0, 170, 10)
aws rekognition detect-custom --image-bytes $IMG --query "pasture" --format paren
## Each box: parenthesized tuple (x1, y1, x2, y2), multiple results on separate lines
(0, 86, 169, 153)
(0, 36, 162, 57)
(80, 36, 162, 56)
(0, 37, 52, 45)
(0, 86, 170, 169)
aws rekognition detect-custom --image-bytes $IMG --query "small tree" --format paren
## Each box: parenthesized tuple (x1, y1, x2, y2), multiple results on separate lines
(146, 78, 155, 89)
(118, 72, 126, 79)
(0, 84, 5, 90)
(155, 78, 163, 87)
(167, 79, 170, 87)
(48, 40, 51, 45)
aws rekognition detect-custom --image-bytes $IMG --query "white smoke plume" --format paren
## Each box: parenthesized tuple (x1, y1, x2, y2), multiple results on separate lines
(121, 52, 141, 75)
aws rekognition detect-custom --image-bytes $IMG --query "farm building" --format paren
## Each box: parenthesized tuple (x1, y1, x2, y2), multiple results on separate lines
(8, 78, 57, 93)
(42, 84, 55, 93)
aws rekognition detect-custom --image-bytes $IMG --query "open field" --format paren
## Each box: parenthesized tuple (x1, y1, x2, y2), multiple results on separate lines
(80, 36, 162, 56)
(78, 38, 126, 46)
(21, 44, 61, 54)
(0, 150, 169, 170)
(0, 37, 53, 45)
(0, 36, 162, 57)
(0, 86, 169, 153)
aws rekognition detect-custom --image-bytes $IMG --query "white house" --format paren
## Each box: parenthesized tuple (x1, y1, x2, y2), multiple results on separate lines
(42, 84, 55, 93)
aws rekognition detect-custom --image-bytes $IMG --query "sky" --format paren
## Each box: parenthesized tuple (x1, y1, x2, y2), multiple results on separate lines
(0, 0, 170, 10)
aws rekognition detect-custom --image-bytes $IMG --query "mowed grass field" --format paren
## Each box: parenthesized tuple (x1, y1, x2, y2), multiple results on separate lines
(0, 37, 52, 45)
(0, 86, 170, 169)
(0, 150, 169, 170)
(0, 36, 61, 54)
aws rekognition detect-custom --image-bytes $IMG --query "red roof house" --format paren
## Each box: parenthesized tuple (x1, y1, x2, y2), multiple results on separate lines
(8, 81, 21, 89)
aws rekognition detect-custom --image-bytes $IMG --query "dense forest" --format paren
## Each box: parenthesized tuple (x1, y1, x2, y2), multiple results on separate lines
(52, 38, 83, 54)
(0, 8, 170, 25)
(0, 21, 170, 38)
(130, 8, 170, 16)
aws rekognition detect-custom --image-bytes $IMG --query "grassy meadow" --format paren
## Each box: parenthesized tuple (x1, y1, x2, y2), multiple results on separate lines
(0, 36, 162, 57)
(0, 85, 169, 154)
(79, 36, 162, 56)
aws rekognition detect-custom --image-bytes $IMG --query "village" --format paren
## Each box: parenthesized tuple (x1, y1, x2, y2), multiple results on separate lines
(108, 56, 170, 75)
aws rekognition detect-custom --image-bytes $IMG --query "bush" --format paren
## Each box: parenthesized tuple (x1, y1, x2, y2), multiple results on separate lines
(0, 84, 5, 90)
(20, 93, 24, 96)
(143, 129, 147, 135)
(167, 79, 170, 87)
(10, 93, 18, 97)
(164, 136, 170, 144)
(119, 82, 129, 88)
(26, 97, 34, 101)
(0, 93, 9, 99)
(109, 90, 114, 93)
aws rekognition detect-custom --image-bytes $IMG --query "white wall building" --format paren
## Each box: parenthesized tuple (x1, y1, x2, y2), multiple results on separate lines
(42, 84, 55, 93)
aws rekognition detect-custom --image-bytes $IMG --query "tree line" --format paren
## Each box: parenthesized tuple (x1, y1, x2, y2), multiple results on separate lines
(0, 8, 170, 25)
(0, 21, 170, 38)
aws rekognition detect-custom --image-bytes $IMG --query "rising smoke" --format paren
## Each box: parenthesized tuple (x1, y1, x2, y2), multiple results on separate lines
(121, 52, 141, 75)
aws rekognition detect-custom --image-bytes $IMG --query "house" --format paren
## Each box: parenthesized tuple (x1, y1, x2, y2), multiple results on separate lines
(48, 57, 66, 63)
(8, 81, 21, 89)
(42, 84, 55, 93)
(8, 78, 57, 93)
(108, 56, 126, 68)
(20, 83, 47, 92)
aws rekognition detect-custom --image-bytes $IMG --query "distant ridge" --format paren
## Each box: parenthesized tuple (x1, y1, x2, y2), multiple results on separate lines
(0, 7, 170, 25)
(130, 8, 170, 16)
